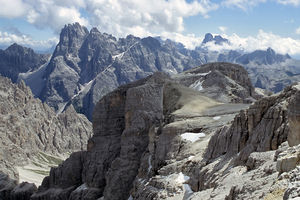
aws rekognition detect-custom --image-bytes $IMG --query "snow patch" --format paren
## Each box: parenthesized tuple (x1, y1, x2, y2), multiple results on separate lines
(190, 80, 204, 91)
(188, 156, 195, 161)
(75, 183, 88, 192)
(197, 71, 211, 76)
(112, 52, 125, 60)
(56, 78, 95, 115)
(183, 184, 194, 199)
(292, 83, 300, 90)
(213, 116, 221, 120)
(113, 42, 138, 61)
(128, 195, 133, 200)
(181, 132, 206, 143)
(0, 90, 8, 97)
(148, 155, 152, 174)
(18, 57, 51, 96)
(176, 172, 190, 184)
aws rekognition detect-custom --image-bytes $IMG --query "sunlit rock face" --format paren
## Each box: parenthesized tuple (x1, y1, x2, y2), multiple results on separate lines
(288, 85, 300, 146)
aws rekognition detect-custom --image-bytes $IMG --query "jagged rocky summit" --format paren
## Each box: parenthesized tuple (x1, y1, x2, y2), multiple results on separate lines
(0, 75, 92, 198)
(9, 23, 299, 121)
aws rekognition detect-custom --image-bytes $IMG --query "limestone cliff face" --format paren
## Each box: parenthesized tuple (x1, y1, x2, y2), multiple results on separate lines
(31, 72, 169, 200)
(20, 66, 300, 199)
(186, 83, 300, 200)
(30, 63, 257, 200)
(0, 75, 92, 182)
(288, 87, 300, 146)
(205, 84, 294, 161)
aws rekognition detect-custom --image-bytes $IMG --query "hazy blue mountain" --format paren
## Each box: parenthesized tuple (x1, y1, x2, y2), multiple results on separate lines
(202, 33, 230, 45)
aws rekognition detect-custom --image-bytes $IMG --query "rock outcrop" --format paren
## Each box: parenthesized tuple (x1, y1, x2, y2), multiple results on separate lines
(31, 62, 258, 200)
(0, 75, 92, 192)
(184, 83, 300, 199)
(174, 62, 259, 103)
(288, 85, 300, 146)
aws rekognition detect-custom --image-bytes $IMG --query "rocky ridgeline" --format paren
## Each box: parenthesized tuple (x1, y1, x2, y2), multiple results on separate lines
(174, 62, 259, 103)
(0, 43, 50, 82)
(2, 63, 300, 199)
(26, 63, 258, 200)
(0, 75, 92, 199)
(11, 23, 298, 121)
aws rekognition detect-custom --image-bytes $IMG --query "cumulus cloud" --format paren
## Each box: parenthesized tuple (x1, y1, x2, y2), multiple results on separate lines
(0, 31, 58, 51)
(0, 0, 219, 37)
(222, 0, 267, 10)
(0, 0, 29, 18)
(85, 0, 219, 38)
(277, 0, 300, 6)
(202, 30, 300, 56)
(0, 0, 88, 33)
(160, 32, 203, 49)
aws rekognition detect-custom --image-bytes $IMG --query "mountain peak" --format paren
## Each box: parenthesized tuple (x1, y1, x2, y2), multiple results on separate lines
(60, 22, 89, 39)
(90, 27, 100, 34)
(267, 47, 275, 55)
(54, 23, 89, 56)
(202, 33, 229, 45)
(6, 43, 32, 54)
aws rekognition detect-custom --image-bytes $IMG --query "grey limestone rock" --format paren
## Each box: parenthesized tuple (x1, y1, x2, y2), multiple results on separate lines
(32, 64, 256, 200)
(174, 62, 259, 104)
(10, 182, 37, 200)
(0, 75, 92, 196)
(288, 87, 300, 146)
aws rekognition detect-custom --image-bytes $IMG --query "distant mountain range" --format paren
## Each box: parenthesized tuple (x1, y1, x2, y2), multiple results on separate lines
(1, 22, 300, 120)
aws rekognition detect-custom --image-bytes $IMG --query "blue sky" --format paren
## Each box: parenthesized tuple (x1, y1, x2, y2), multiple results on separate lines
(0, 0, 300, 57)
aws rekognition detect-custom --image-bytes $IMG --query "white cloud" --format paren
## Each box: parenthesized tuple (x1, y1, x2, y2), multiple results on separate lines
(0, 31, 58, 51)
(85, 0, 219, 38)
(160, 32, 203, 49)
(0, 0, 89, 33)
(0, 0, 219, 38)
(219, 26, 227, 33)
(296, 27, 300, 34)
(203, 30, 300, 56)
(222, 0, 267, 11)
(277, 0, 300, 6)
(0, 0, 29, 18)
(25, 0, 89, 33)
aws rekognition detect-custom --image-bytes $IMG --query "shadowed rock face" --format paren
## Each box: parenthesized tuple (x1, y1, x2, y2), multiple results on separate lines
(31, 72, 170, 200)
